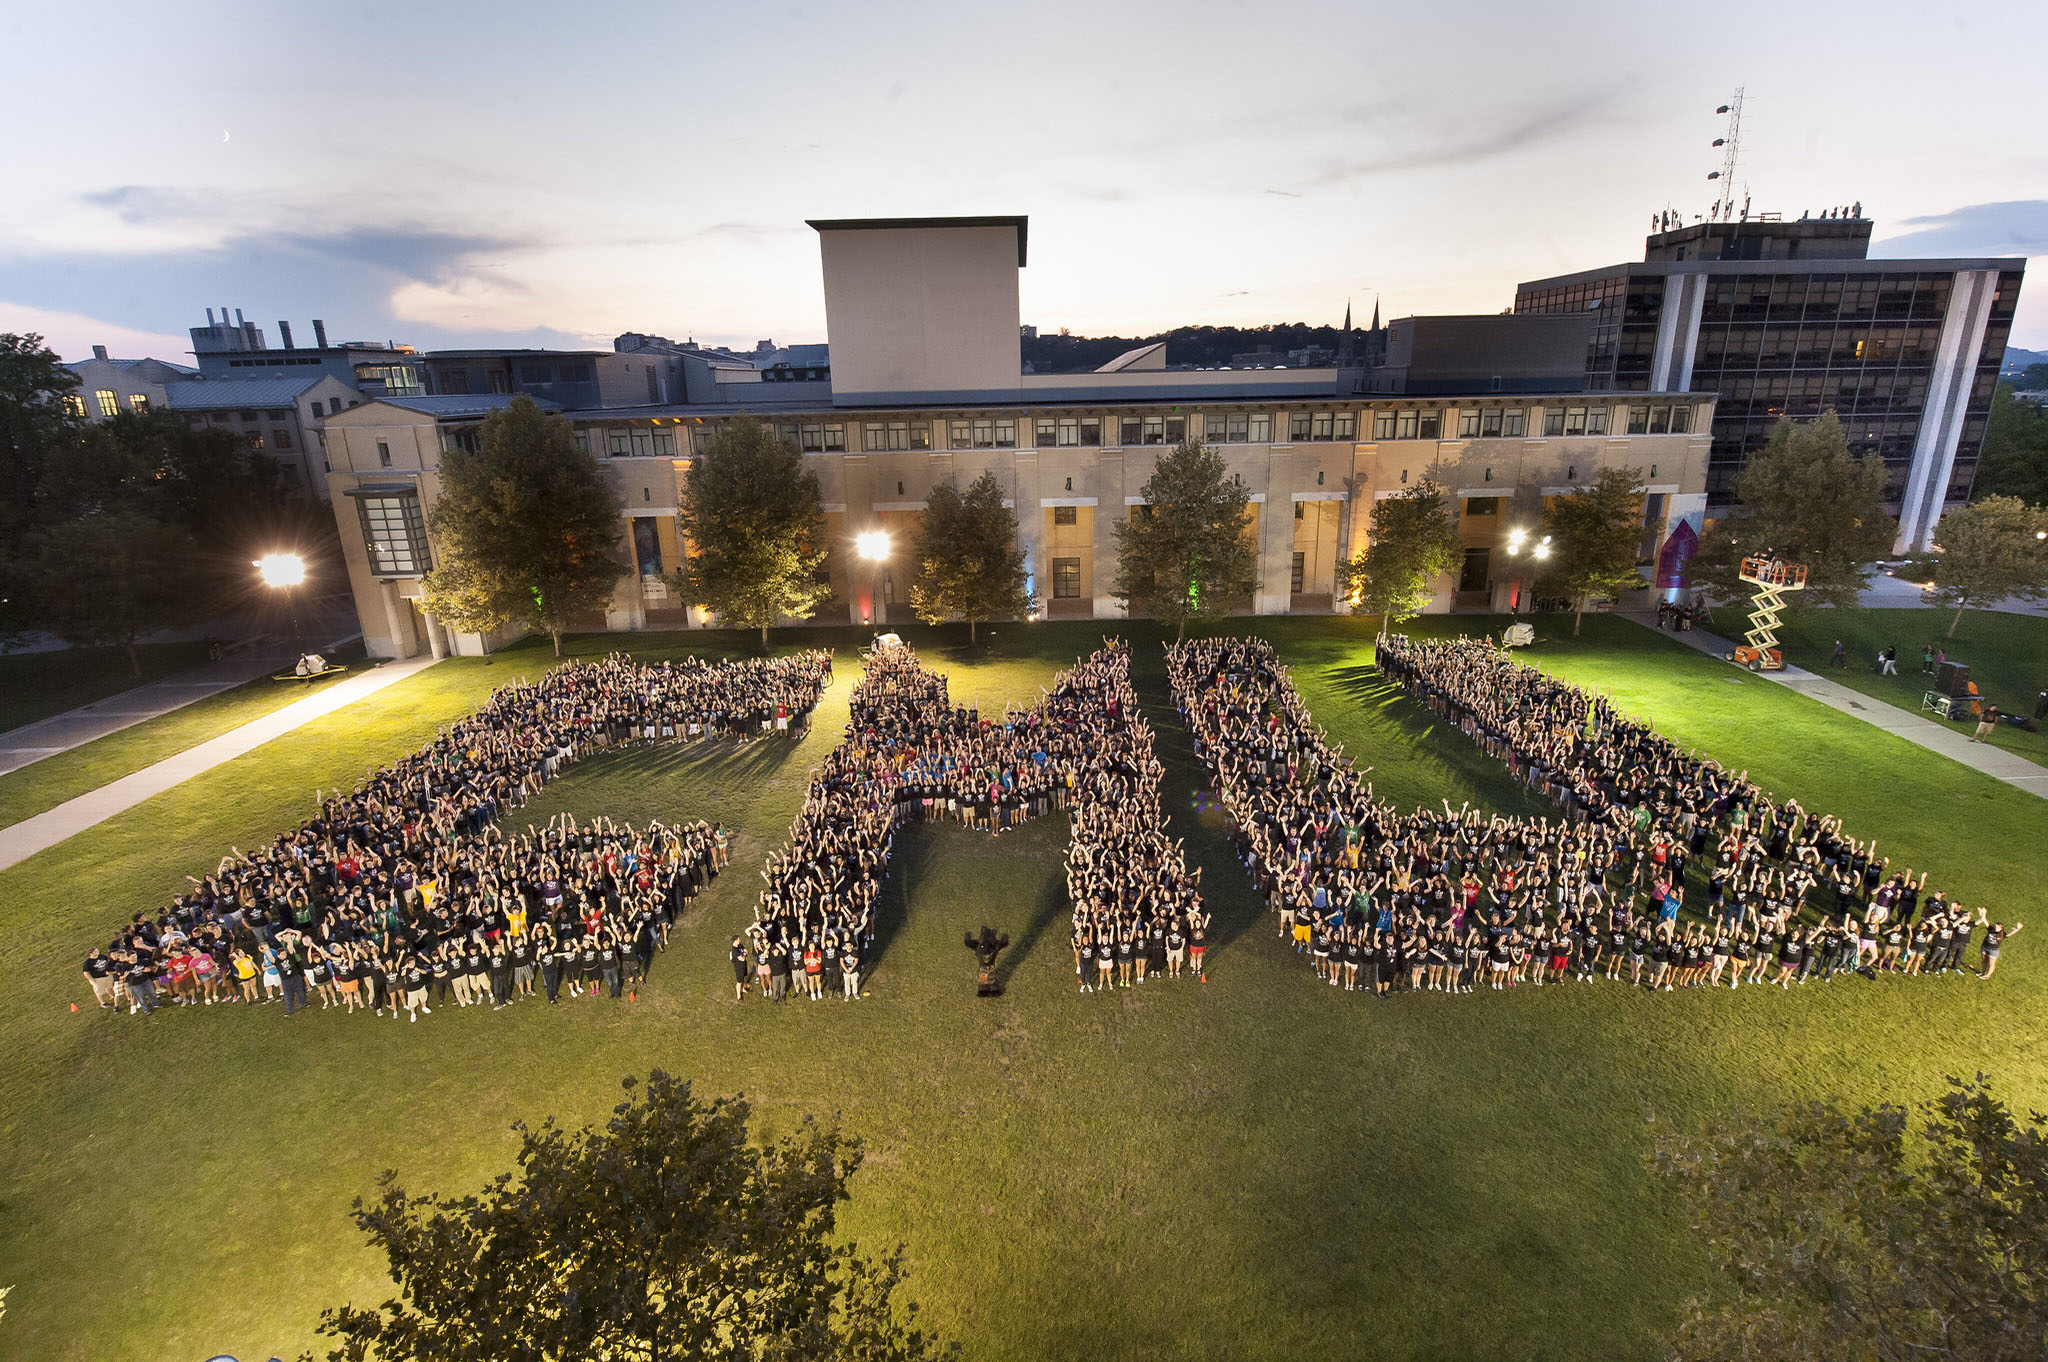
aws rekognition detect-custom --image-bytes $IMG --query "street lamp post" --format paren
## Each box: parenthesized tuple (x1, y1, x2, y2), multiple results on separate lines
(855, 530, 891, 629)
(255, 552, 308, 647)
(1500, 527, 1550, 615)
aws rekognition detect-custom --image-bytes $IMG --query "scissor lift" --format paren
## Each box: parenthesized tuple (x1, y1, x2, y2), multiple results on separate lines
(1730, 556, 1807, 671)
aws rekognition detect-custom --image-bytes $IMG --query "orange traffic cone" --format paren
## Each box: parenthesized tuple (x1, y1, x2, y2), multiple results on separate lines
(628, 990, 636, 1002)
(69, 1002, 79, 1012)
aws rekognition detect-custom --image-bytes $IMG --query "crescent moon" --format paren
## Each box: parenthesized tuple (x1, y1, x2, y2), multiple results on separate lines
(221, 129, 230, 143)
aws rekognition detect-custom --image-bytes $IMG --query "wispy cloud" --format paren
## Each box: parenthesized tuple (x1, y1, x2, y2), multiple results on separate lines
(1304, 94, 1626, 185)
(1263, 188, 1304, 198)
(1874, 200, 2048, 258)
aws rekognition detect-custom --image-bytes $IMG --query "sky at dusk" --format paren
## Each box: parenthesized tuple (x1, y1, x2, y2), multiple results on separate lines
(4, 0, 2045, 365)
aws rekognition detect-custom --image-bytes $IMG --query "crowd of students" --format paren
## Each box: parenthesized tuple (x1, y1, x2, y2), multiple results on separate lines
(81, 651, 831, 1020)
(1167, 634, 2016, 999)
(734, 639, 1205, 1001)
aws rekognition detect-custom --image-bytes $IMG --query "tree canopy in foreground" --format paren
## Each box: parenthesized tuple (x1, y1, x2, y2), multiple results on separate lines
(311, 1072, 954, 1362)
(1652, 1074, 2047, 1362)
(1923, 494, 2048, 635)
(675, 417, 832, 646)
(1540, 464, 1647, 634)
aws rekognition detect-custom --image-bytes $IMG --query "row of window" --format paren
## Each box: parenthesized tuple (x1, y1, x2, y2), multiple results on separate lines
(71, 390, 152, 418)
(573, 402, 1701, 462)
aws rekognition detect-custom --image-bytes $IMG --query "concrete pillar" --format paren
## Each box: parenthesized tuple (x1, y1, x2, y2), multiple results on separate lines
(379, 581, 416, 659)
(421, 610, 448, 661)
(1013, 450, 1043, 610)
(1094, 452, 1125, 619)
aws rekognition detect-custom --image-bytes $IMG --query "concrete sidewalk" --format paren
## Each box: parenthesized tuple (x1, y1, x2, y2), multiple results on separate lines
(0, 655, 439, 872)
(1619, 613, 2048, 801)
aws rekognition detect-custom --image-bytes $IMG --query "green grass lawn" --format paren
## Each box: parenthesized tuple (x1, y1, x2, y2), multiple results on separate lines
(0, 641, 369, 830)
(0, 616, 2040, 1362)
(0, 640, 218, 733)
(1765, 605, 2048, 767)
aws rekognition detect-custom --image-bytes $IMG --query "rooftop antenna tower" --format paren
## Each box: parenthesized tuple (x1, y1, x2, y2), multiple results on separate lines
(1707, 87, 1744, 221)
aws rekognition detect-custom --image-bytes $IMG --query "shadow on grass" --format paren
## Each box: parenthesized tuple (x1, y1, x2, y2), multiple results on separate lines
(992, 848, 1074, 991)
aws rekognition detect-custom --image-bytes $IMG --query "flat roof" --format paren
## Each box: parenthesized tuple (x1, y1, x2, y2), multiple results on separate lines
(562, 388, 1705, 421)
(1518, 256, 2028, 292)
(806, 215, 1028, 267)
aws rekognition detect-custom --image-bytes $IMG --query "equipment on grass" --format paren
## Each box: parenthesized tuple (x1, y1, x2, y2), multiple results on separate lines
(1729, 556, 1806, 671)
(1935, 660, 1972, 698)
(1500, 622, 1536, 649)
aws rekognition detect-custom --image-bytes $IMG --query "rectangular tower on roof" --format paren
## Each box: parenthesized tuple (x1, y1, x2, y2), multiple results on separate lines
(809, 216, 1027, 402)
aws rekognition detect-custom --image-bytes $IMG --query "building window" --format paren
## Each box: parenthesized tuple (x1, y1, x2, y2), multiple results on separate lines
(1395, 412, 1419, 440)
(356, 493, 431, 575)
(1335, 412, 1356, 440)
(247, 430, 266, 450)
(1373, 412, 1397, 440)
(1627, 404, 1649, 435)
(1051, 557, 1081, 598)
(1078, 417, 1100, 445)
(1669, 405, 1690, 434)
(559, 361, 593, 383)
(824, 423, 846, 452)
(446, 428, 480, 455)
(1418, 412, 1441, 439)
(63, 394, 86, 418)
(518, 362, 553, 384)
(866, 423, 888, 452)
(95, 389, 120, 418)
(273, 428, 293, 449)
(653, 431, 676, 456)
(1291, 552, 1306, 593)
(377, 440, 392, 468)
(238, 410, 259, 423)
(1543, 408, 1566, 437)
(1249, 413, 1272, 442)
(439, 369, 471, 396)
(1564, 408, 1587, 436)
(128, 393, 150, 414)
(1052, 417, 1078, 447)
(1313, 412, 1335, 441)
(1290, 412, 1312, 442)
(950, 420, 972, 450)
(608, 430, 631, 456)
(1036, 418, 1058, 448)
(1119, 417, 1142, 447)
(1464, 496, 1498, 517)
(1052, 505, 1078, 526)
(1648, 406, 1670, 435)
(1458, 546, 1490, 592)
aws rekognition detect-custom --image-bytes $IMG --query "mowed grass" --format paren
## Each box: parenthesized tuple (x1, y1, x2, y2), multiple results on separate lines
(1, 616, 2043, 1362)
(0, 641, 370, 830)
(0, 639, 217, 732)
(1766, 605, 2048, 768)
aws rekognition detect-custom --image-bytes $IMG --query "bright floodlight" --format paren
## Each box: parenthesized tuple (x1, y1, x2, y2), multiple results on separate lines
(1533, 539, 1552, 560)
(255, 552, 307, 588)
(1504, 528, 1529, 555)
(855, 531, 891, 561)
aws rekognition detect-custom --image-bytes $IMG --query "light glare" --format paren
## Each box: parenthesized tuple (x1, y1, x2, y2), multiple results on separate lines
(255, 553, 307, 588)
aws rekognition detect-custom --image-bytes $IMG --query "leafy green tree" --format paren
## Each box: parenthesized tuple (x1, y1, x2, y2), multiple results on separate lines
(0, 333, 82, 563)
(1338, 481, 1461, 637)
(12, 511, 205, 676)
(2018, 361, 2048, 390)
(1652, 1074, 2048, 1362)
(1691, 411, 1896, 609)
(1924, 495, 2048, 635)
(675, 417, 831, 646)
(1974, 386, 2048, 506)
(908, 470, 1032, 642)
(309, 1072, 955, 1362)
(1112, 439, 1258, 639)
(422, 395, 625, 656)
(1539, 465, 1647, 634)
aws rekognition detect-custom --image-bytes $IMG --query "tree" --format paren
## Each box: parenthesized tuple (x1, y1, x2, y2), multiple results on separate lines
(1923, 495, 2048, 635)
(1112, 439, 1258, 639)
(675, 417, 831, 647)
(1337, 480, 1461, 637)
(1539, 465, 1647, 635)
(309, 1072, 955, 1362)
(1651, 1074, 2048, 1362)
(1691, 412, 1897, 609)
(421, 396, 625, 656)
(0, 333, 82, 563)
(13, 511, 206, 675)
(1974, 386, 2048, 506)
(908, 470, 1032, 642)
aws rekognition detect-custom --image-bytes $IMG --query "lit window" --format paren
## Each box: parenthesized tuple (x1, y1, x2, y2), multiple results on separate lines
(1395, 412, 1419, 440)
(248, 430, 266, 450)
(63, 394, 86, 418)
(1052, 557, 1081, 598)
(1373, 412, 1397, 440)
(128, 393, 150, 414)
(95, 389, 120, 418)
(356, 492, 431, 575)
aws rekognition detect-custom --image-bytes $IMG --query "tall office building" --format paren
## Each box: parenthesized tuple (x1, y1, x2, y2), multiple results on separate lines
(1514, 215, 2024, 551)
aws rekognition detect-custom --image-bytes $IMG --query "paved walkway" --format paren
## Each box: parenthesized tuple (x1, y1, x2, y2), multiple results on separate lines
(0, 596, 364, 779)
(1619, 613, 2048, 801)
(0, 655, 439, 872)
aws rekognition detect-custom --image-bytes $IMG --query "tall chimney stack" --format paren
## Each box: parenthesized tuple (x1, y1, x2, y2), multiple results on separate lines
(235, 308, 245, 326)
(93, 344, 109, 360)
(278, 321, 294, 349)
(205, 308, 215, 326)
(313, 319, 328, 348)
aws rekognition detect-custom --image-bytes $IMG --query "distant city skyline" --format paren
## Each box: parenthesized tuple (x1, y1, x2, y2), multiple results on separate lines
(4, 0, 2044, 365)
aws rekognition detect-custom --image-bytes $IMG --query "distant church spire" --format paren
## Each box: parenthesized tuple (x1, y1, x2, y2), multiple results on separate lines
(1337, 299, 1354, 362)
(1370, 295, 1381, 331)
